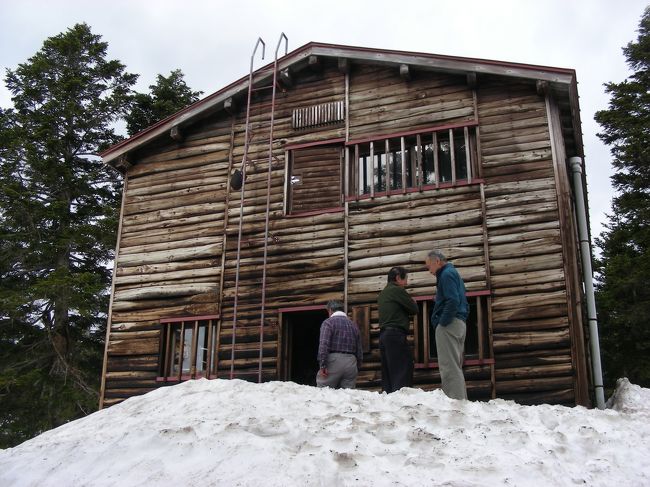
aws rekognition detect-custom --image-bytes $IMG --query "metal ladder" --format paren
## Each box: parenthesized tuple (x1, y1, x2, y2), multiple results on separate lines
(229, 34, 288, 382)
(258, 33, 288, 382)
(230, 37, 265, 379)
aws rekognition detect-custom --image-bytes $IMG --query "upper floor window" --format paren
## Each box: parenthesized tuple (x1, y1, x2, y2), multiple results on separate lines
(347, 123, 478, 198)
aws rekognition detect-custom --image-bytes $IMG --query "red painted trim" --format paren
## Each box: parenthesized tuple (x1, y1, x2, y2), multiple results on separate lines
(160, 314, 219, 324)
(278, 304, 327, 313)
(414, 290, 491, 302)
(346, 179, 485, 202)
(308, 42, 576, 76)
(287, 207, 344, 218)
(284, 137, 346, 151)
(414, 358, 495, 369)
(346, 121, 479, 146)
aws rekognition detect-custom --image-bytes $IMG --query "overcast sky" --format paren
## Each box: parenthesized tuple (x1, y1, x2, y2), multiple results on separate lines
(1, 0, 647, 243)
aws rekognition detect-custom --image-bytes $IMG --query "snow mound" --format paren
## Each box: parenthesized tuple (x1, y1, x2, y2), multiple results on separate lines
(1, 378, 650, 487)
(606, 377, 650, 415)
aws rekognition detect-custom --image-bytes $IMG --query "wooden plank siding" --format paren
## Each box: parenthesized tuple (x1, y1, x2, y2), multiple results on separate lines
(101, 59, 589, 408)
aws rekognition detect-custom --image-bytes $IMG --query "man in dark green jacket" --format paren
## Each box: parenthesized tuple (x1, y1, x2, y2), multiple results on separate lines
(377, 267, 418, 393)
(426, 250, 469, 400)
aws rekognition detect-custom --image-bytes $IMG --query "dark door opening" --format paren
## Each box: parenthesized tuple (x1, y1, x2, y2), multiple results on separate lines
(283, 309, 327, 386)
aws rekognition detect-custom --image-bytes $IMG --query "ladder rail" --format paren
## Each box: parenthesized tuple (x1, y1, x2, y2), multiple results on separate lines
(259, 33, 288, 382)
(230, 37, 265, 380)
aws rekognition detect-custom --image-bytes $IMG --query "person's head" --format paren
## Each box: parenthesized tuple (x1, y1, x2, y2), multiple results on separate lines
(326, 299, 345, 316)
(387, 266, 408, 288)
(425, 250, 447, 275)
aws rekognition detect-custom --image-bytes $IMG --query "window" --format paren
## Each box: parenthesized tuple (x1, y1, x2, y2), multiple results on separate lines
(287, 144, 343, 214)
(158, 315, 219, 381)
(348, 123, 478, 197)
(413, 293, 490, 366)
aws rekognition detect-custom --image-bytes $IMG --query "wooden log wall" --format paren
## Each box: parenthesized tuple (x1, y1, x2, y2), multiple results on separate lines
(218, 62, 347, 380)
(349, 65, 475, 138)
(102, 60, 587, 407)
(103, 119, 234, 405)
(476, 79, 577, 405)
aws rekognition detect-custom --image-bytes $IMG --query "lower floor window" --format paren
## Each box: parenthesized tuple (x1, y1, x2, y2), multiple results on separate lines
(159, 315, 219, 379)
(413, 293, 489, 365)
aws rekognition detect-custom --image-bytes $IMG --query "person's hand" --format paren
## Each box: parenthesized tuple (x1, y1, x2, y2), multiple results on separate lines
(319, 367, 328, 377)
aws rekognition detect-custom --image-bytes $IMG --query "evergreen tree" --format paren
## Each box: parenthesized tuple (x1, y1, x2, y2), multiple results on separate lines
(125, 69, 202, 136)
(0, 23, 137, 448)
(594, 7, 650, 389)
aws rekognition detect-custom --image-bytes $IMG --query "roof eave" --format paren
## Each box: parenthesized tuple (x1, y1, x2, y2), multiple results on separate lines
(102, 42, 576, 168)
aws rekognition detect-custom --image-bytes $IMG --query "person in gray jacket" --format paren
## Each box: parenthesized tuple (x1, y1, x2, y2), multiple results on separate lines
(425, 250, 469, 400)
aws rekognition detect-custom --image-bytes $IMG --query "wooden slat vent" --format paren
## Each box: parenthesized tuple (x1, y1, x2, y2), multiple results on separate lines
(292, 100, 345, 129)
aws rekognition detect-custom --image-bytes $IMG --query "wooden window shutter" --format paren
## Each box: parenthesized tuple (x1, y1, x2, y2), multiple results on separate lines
(291, 146, 341, 212)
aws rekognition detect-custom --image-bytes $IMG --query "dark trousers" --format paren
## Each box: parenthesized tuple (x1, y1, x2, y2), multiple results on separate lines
(379, 328, 413, 393)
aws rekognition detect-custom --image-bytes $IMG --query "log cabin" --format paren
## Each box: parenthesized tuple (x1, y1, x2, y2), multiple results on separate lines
(99, 41, 597, 408)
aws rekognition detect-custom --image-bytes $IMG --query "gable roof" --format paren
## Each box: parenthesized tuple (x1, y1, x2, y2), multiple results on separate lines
(101, 42, 581, 168)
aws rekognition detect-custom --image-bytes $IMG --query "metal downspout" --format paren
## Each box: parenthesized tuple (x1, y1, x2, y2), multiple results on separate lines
(258, 33, 288, 383)
(569, 156, 606, 409)
(230, 38, 265, 379)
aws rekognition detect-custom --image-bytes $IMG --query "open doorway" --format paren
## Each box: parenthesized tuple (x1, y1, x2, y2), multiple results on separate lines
(280, 308, 327, 386)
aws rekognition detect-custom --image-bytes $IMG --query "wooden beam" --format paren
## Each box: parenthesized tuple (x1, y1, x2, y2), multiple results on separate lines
(536, 80, 550, 96)
(467, 72, 477, 89)
(279, 68, 293, 88)
(117, 154, 132, 170)
(400, 63, 411, 81)
(224, 97, 236, 115)
(338, 58, 349, 74)
(169, 125, 183, 142)
(308, 55, 321, 71)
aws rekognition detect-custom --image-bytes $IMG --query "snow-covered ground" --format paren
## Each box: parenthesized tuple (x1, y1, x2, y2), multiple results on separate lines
(1, 378, 649, 487)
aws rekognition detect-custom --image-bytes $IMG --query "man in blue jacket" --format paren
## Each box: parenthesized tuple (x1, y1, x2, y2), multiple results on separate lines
(426, 250, 469, 400)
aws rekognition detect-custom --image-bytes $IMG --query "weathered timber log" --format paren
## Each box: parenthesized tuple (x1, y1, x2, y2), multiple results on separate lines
(485, 188, 557, 209)
(111, 302, 219, 322)
(494, 348, 571, 367)
(124, 187, 225, 216)
(349, 209, 482, 239)
(349, 244, 484, 269)
(490, 253, 563, 275)
(488, 239, 562, 259)
(120, 226, 223, 249)
(108, 330, 159, 340)
(108, 337, 159, 355)
(485, 210, 558, 230)
(492, 328, 571, 353)
(128, 163, 229, 191)
(106, 355, 159, 372)
(115, 267, 221, 286)
(117, 243, 223, 267)
(349, 252, 484, 274)
(495, 376, 574, 394)
(117, 258, 219, 277)
(127, 173, 227, 198)
(110, 320, 160, 332)
(119, 236, 222, 257)
(122, 202, 226, 228)
(499, 389, 574, 406)
(349, 199, 482, 226)
(491, 303, 568, 323)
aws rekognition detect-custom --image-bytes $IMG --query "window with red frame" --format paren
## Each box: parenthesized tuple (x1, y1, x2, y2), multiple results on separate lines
(158, 316, 219, 380)
(412, 293, 489, 366)
(349, 124, 478, 197)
